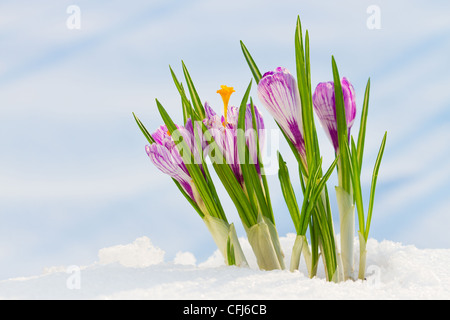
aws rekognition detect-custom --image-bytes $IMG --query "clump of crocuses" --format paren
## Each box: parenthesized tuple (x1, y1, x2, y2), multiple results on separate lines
(133, 15, 387, 281)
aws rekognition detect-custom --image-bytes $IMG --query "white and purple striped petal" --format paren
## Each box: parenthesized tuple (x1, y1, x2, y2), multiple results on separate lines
(203, 103, 242, 183)
(245, 103, 265, 168)
(203, 102, 265, 185)
(312, 77, 356, 152)
(146, 143, 194, 200)
(145, 118, 210, 202)
(257, 67, 306, 161)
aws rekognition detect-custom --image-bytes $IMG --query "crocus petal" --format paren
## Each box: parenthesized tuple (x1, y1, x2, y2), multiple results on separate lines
(146, 144, 194, 199)
(151, 124, 175, 150)
(203, 103, 266, 185)
(312, 82, 339, 151)
(204, 104, 242, 182)
(312, 77, 357, 152)
(257, 67, 306, 160)
(341, 77, 357, 130)
(146, 118, 210, 201)
(204, 103, 222, 131)
(172, 118, 199, 165)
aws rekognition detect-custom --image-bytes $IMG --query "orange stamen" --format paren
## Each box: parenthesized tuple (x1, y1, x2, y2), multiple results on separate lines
(216, 85, 235, 126)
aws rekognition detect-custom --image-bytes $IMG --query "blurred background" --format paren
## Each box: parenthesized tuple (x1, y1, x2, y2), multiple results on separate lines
(1, 0, 449, 280)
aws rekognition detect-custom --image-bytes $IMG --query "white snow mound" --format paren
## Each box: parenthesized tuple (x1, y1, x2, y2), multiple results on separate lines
(98, 236, 165, 268)
(1, 234, 449, 299)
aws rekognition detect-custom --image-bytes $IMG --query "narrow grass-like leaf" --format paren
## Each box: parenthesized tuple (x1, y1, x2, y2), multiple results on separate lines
(295, 16, 315, 172)
(172, 178, 205, 219)
(357, 78, 371, 171)
(305, 30, 311, 94)
(250, 98, 274, 223)
(345, 137, 365, 233)
(332, 56, 351, 193)
(200, 111, 257, 227)
(301, 158, 324, 233)
(294, 17, 338, 281)
(132, 112, 155, 145)
(211, 160, 255, 227)
(240, 41, 262, 84)
(365, 131, 387, 239)
(169, 65, 197, 123)
(181, 61, 205, 119)
(194, 122, 228, 222)
(236, 80, 253, 174)
(237, 80, 271, 223)
(312, 157, 339, 206)
(278, 152, 301, 234)
(279, 123, 308, 177)
(156, 98, 221, 220)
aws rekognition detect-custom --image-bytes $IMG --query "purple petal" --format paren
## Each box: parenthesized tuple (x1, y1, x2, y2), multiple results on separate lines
(257, 67, 306, 160)
(151, 124, 173, 150)
(341, 77, 357, 130)
(203, 101, 268, 184)
(312, 81, 339, 151)
(203, 103, 222, 130)
(146, 144, 194, 199)
(245, 103, 265, 169)
(312, 77, 357, 152)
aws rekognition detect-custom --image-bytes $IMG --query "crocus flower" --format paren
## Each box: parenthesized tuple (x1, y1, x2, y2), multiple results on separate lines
(257, 67, 306, 164)
(312, 77, 357, 153)
(203, 85, 265, 185)
(146, 118, 201, 202)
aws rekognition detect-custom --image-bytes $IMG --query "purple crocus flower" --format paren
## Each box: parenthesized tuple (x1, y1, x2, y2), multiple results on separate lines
(146, 118, 200, 201)
(257, 67, 306, 164)
(203, 97, 265, 186)
(312, 77, 357, 153)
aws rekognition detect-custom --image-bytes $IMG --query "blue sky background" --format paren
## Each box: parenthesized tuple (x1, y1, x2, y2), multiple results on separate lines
(1, 0, 449, 280)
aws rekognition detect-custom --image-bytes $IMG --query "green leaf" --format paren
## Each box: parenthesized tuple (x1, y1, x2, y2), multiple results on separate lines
(357, 78, 371, 171)
(300, 157, 324, 234)
(311, 156, 339, 207)
(365, 131, 387, 239)
(172, 178, 205, 219)
(279, 122, 308, 176)
(240, 41, 262, 84)
(345, 137, 365, 234)
(295, 16, 316, 172)
(305, 30, 311, 94)
(278, 152, 301, 234)
(332, 56, 351, 193)
(169, 65, 197, 123)
(293, 17, 338, 281)
(132, 112, 155, 145)
(237, 80, 272, 223)
(133, 111, 205, 220)
(193, 121, 228, 222)
(156, 98, 222, 220)
(181, 61, 205, 119)
(200, 107, 257, 227)
(250, 98, 274, 222)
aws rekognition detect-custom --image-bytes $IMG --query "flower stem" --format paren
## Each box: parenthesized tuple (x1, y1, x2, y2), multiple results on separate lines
(203, 215, 248, 267)
(245, 214, 285, 270)
(335, 186, 355, 280)
(358, 231, 367, 280)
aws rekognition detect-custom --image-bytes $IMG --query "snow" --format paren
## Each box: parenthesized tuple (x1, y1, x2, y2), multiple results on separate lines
(1, 234, 449, 300)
